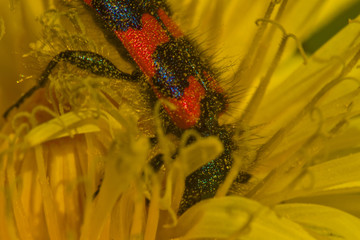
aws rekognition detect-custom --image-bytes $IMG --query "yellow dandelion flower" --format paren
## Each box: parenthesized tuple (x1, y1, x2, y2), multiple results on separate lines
(1, 0, 360, 239)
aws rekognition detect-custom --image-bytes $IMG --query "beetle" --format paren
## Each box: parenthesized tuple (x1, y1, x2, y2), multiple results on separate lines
(4, 0, 251, 215)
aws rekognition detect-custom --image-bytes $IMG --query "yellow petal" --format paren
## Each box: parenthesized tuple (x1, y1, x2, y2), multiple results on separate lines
(275, 203, 360, 239)
(165, 196, 315, 239)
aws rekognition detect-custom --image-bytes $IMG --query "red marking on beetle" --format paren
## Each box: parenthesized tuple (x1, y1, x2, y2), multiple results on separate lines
(84, 1, 217, 130)
(115, 13, 169, 77)
(204, 72, 224, 94)
(84, 0, 92, 6)
(114, 11, 206, 128)
(157, 9, 183, 38)
(166, 76, 206, 129)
